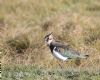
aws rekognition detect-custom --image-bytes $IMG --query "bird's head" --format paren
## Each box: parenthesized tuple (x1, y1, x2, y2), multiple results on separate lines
(44, 33, 54, 46)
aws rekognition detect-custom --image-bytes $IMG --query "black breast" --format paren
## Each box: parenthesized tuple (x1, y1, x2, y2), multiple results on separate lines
(49, 43, 55, 53)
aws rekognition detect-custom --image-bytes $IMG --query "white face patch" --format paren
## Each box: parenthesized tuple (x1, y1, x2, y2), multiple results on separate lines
(47, 39, 53, 45)
(45, 34, 54, 45)
(49, 34, 53, 40)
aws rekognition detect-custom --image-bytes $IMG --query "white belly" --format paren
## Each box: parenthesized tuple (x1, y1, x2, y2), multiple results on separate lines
(53, 49, 68, 61)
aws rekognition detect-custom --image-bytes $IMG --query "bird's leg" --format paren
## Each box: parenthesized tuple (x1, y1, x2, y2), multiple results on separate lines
(59, 63, 63, 69)
(56, 60, 62, 69)
(79, 60, 88, 69)
(58, 61, 65, 70)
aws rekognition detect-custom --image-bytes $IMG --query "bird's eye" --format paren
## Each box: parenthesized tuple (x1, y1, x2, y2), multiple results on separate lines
(46, 37, 49, 41)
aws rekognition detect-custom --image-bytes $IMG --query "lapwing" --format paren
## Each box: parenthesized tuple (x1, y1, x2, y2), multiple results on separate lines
(44, 33, 89, 61)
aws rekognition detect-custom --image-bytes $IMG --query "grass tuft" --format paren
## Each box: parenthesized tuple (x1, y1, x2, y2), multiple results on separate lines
(6, 34, 30, 53)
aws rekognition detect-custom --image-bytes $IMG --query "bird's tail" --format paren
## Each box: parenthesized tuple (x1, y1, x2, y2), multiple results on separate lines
(79, 54, 89, 59)
(84, 55, 89, 59)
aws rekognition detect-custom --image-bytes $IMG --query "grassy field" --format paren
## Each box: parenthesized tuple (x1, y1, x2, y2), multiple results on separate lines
(0, 0, 100, 80)
(2, 65, 100, 80)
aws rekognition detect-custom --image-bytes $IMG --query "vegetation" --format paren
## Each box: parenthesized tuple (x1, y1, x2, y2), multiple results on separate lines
(0, 0, 100, 80)
(2, 65, 100, 80)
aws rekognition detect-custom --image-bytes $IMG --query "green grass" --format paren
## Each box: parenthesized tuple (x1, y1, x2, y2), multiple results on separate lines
(2, 65, 100, 80)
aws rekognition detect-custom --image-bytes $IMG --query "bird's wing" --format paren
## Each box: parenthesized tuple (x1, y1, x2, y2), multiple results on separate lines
(53, 45, 88, 59)
(64, 48, 88, 59)
(51, 41, 69, 49)
(51, 41, 88, 59)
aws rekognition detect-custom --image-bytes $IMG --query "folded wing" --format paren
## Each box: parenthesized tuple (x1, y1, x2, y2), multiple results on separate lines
(52, 41, 89, 59)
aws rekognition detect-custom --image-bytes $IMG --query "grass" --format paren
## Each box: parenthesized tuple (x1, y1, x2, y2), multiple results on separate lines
(0, 0, 100, 80)
(2, 65, 100, 80)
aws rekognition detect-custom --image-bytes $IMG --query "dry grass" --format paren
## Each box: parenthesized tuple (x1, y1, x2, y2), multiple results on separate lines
(0, 0, 100, 71)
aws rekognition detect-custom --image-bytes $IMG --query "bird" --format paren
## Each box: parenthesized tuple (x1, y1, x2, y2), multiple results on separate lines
(44, 33, 89, 61)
